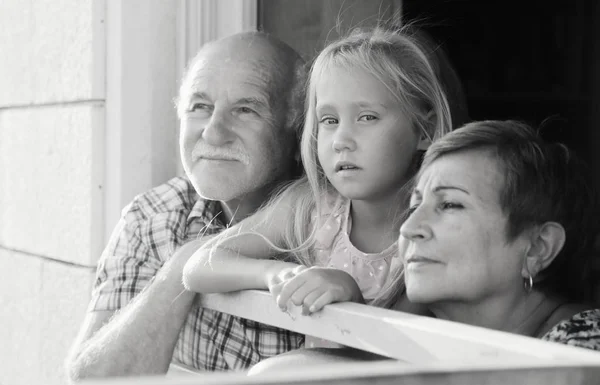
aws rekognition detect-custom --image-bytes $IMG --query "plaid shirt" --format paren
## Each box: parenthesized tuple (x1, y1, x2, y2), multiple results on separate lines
(90, 176, 304, 371)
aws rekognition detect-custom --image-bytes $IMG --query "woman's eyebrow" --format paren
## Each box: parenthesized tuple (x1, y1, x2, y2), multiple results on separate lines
(433, 185, 470, 195)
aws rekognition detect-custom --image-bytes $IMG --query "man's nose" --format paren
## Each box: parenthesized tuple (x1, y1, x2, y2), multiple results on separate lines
(332, 123, 357, 152)
(400, 205, 433, 241)
(202, 109, 234, 146)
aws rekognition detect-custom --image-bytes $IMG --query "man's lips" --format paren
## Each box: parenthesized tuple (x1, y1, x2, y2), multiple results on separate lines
(196, 156, 238, 162)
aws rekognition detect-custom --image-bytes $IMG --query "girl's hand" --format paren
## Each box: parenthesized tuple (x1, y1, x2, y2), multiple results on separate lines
(271, 267, 364, 314)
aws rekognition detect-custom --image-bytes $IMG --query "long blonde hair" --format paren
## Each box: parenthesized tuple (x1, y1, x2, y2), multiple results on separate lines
(212, 24, 455, 308)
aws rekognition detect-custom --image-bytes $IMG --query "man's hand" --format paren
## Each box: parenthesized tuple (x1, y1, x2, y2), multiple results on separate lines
(268, 267, 364, 314)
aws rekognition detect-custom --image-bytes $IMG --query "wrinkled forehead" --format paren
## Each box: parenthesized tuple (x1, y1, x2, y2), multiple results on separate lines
(415, 149, 505, 202)
(186, 53, 275, 99)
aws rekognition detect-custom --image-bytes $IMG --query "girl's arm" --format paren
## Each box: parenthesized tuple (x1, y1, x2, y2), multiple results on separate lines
(182, 178, 312, 293)
(182, 245, 300, 293)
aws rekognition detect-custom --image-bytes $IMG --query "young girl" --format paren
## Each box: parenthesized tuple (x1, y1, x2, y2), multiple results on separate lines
(183, 25, 456, 315)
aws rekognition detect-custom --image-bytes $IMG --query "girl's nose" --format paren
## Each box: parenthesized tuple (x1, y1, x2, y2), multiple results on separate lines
(332, 125, 357, 153)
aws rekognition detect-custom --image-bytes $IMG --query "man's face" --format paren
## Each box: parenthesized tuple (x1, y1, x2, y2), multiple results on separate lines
(179, 46, 294, 202)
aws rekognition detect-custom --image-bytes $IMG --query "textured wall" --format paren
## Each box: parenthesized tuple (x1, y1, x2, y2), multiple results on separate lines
(0, 0, 177, 383)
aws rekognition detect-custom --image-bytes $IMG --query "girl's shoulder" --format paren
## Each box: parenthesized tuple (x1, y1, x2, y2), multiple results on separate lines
(542, 308, 600, 351)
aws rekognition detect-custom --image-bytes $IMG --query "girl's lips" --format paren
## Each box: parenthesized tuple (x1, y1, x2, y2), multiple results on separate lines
(334, 161, 360, 172)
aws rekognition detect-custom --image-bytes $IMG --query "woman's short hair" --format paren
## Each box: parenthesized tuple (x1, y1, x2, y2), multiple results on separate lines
(420, 120, 600, 302)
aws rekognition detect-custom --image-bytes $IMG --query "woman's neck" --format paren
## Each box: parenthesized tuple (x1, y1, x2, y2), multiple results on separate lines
(429, 291, 566, 338)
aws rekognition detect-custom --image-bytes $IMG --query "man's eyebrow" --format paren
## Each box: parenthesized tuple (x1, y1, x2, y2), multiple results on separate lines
(235, 96, 270, 110)
(190, 92, 210, 100)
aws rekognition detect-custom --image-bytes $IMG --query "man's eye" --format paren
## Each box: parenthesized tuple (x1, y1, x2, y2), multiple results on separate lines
(188, 103, 211, 112)
(237, 106, 256, 114)
(319, 117, 338, 125)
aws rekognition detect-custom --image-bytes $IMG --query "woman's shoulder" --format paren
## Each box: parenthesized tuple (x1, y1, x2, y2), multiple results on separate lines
(542, 308, 600, 350)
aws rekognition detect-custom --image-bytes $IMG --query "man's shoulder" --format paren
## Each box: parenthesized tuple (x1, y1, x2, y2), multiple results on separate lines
(124, 176, 201, 221)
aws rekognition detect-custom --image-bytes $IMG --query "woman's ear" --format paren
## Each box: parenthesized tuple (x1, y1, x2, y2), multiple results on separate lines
(522, 222, 566, 278)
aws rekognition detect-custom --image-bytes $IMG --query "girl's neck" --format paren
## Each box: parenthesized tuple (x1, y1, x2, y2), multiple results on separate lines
(348, 190, 409, 253)
(429, 291, 567, 338)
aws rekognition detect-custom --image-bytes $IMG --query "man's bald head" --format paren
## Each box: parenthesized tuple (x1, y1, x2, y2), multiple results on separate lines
(178, 31, 307, 138)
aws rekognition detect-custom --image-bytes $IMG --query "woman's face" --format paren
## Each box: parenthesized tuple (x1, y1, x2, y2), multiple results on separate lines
(399, 149, 530, 305)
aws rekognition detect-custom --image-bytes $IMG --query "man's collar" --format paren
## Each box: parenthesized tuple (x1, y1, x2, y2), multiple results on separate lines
(187, 197, 226, 228)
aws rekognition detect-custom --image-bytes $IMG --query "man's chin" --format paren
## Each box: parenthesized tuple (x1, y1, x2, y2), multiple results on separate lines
(189, 176, 245, 202)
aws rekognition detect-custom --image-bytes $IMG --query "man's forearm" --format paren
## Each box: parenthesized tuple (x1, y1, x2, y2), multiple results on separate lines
(68, 241, 203, 379)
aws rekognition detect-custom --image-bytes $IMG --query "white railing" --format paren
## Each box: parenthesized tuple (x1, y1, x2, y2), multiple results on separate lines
(83, 290, 600, 385)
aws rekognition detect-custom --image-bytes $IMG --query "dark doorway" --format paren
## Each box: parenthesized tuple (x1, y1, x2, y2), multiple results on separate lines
(401, 0, 598, 167)
(259, 0, 600, 173)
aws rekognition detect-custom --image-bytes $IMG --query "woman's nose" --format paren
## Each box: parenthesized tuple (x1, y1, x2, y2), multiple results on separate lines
(400, 205, 433, 241)
(202, 109, 234, 146)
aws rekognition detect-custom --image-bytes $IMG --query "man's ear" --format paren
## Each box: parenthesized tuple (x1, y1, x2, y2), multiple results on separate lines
(522, 222, 566, 278)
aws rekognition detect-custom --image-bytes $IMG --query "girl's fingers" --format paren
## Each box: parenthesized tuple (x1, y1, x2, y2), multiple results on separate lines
(307, 291, 335, 313)
(288, 279, 321, 307)
(300, 289, 324, 315)
(276, 274, 307, 309)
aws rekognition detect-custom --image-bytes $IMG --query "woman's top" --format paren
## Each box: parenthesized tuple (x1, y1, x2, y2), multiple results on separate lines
(542, 309, 600, 350)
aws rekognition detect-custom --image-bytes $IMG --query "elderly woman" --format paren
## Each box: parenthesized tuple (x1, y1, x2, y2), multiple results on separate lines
(400, 119, 600, 348)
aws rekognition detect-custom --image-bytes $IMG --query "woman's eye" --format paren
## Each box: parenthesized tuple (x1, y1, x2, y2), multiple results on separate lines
(319, 117, 338, 125)
(359, 114, 378, 122)
(407, 204, 419, 216)
(440, 201, 463, 210)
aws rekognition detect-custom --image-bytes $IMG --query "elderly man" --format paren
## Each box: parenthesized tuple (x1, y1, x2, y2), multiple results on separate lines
(66, 31, 307, 379)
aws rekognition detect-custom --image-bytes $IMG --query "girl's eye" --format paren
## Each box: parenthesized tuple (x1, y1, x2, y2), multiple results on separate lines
(319, 117, 338, 125)
(359, 114, 378, 122)
(439, 201, 463, 210)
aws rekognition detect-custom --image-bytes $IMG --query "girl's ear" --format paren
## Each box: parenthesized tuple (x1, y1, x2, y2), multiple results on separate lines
(521, 222, 566, 279)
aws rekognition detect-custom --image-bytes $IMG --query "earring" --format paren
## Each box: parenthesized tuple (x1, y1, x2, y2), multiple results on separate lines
(523, 275, 534, 293)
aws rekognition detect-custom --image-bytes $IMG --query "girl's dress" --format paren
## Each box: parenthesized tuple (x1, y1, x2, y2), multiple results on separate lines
(306, 194, 401, 348)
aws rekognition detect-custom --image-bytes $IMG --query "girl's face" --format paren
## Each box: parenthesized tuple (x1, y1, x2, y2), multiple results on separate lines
(399, 150, 529, 305)
(315, 66, 419, 202)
